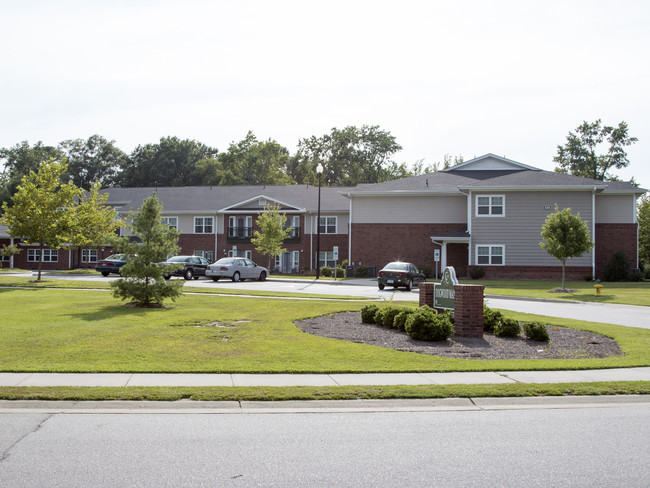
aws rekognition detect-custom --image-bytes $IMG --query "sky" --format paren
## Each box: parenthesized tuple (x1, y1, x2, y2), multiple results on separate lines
(2, 0, 649, 189)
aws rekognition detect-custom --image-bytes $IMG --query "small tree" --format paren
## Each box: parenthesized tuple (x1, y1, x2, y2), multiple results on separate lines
(0, 159, 81, 281)
(638, 195, 650, 269)
(251, 203, 292, 269)
(110, 194, 183, 306)
(0, 244, 20, 269)
(540, 204, 594, 290)
(67, 182, 124, 266)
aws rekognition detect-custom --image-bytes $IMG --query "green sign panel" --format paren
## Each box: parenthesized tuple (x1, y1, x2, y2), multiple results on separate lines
(434, 266, 458, 310)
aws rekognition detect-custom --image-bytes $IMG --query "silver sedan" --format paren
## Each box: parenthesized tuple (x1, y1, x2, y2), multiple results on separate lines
(206, 257, 269, 282)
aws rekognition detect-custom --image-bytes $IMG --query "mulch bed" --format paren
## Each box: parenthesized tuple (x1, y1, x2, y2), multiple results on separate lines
(295, 311, 623, 360)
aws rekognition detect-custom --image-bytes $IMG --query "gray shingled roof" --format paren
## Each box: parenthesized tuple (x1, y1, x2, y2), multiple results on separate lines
(344, 169, 643, 194)
(100, 185, 353, 213)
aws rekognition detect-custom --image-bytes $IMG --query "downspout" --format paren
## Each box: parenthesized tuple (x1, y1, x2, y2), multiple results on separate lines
(348, 194, 352, 265)
(634, 194, 639, 269)
(214, 210, 218, 262)
(309, 212, 313, 271)
(467, 191, 472, 266)
(592, 188, 596, 278)
(10, 237, 14, 269)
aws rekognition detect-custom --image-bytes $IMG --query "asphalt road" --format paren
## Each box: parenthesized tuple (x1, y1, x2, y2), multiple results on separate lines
(1, 399, 648, 487)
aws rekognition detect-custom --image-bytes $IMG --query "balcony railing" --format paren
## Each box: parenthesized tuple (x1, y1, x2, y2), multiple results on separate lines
(227, 226, 253, 242)
(285, 226, 301, 242)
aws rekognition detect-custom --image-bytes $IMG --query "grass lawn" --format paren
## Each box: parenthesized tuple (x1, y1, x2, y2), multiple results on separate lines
(461, 279, 650, 307)
(1, 287, 649, 374)
(0, 276, 370, 300)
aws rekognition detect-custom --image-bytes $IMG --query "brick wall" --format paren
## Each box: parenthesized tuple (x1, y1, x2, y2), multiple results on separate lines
(595, 223, 638, 278)
(453, 284, 484, 338)
(351, 223, 467, 272)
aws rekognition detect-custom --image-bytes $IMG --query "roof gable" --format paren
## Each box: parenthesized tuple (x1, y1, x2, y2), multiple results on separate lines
(220, 194, 304, 212)
(443, 153, 540, 172)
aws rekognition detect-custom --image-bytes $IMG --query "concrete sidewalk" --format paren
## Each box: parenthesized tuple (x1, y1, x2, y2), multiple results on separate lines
(1, 368, 649, 387)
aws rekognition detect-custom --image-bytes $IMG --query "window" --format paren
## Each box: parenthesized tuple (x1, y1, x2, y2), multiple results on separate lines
(292, 250, 300, 271)
(27, 249, 58, 262)
(82, 249, 98, 263)
(318, 251, 337, 268)
(161, 217, 178, 230)
(319, 216, 337, 234)
(476, 245, 504, 265)
(193, 250, 213, 262)
(228, 249, 252, 259)
(476, 195, 504, 217)
(194, 217, 214, 234)
(229, 216, 252, 238)
(288, 216, 300, 237)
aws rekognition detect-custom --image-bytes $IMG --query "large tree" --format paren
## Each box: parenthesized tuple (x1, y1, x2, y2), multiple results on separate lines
(218, 131, 292, 186)
(117, 137, 217, 187)
(0, 159, 81, 281)
(110, 194, 184, 306)
(554, 120, 637, 181)
(638, 195, 650, 269)
(0, 141, 63, 204)
(59, 135, 127, 189)
(290, 125, 403, 186)
(540, 204, 594, 290)
(251, 203, 292, 269)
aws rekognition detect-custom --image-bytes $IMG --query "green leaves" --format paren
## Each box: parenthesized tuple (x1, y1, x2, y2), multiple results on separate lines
(251, 203, 292, 269)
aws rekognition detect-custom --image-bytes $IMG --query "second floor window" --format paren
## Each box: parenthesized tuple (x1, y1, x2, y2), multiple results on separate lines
(194, 217, 214, 234)
(161, 217, 178, 230)
(476, 195, 504, 216)
(319, 216, 337, 234)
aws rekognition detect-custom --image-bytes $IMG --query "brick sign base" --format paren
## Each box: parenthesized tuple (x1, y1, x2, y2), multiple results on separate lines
(418, 283, 484, 338)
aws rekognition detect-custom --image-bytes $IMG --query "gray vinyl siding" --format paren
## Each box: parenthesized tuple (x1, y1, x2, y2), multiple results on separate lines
(595, 194, 636, 223)
(471, 191, 594, 266)
(352, 195, 466, 224)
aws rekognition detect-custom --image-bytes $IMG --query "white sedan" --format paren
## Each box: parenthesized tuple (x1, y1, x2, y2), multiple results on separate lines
(206, 257, 269, 282)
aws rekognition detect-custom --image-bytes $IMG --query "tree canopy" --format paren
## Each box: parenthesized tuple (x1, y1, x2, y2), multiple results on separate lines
(251, 203, 292, 269)
(60, 135, 127, 189)
(553, 120, 637, 181)
(0, 159, 81, 280)
(638, 195, 650, 269)
(540, 204, 594, 290)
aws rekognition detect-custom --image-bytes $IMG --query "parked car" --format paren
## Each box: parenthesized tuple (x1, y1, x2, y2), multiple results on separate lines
(377, 261, 426, 291)
(95, 254, 129, 277)
(160, 255, 210, 280)
(206, 257, 269, 282)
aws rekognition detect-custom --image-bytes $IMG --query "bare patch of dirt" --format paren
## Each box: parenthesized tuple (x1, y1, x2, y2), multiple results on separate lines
(295, 312, 623, 360)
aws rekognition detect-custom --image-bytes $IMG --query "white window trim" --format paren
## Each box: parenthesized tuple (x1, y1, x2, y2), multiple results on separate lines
(475, 194, 505, 218)
(162, 216, 178, 230)
(475, 244, 505, 266)
(28, 249, 59, 263)
(194, 216, 214, 234)
(193, 250, 213, 262)
(319, 216, 337, 234)
(82, 249, 98, 263)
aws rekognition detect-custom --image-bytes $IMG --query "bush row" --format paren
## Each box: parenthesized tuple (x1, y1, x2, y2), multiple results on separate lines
(483, 305, 550, 341)
(361, 304, 454, 342)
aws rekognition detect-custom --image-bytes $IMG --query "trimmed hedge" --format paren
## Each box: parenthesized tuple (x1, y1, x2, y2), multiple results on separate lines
(494, 317, 521, 338)
(523, 321, 550, 342)
(361, 304, 379, 323)
(405, 307, 454, 341)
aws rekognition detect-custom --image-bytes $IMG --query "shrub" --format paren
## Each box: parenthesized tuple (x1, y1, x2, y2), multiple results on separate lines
(382, 307, 406, 328)
(319, 266, 333, 277)
(355, 264, 368, 278)
(583, 274, 593, 281)
(628, 269, 642, 282)
(418, 265, 433, 278)
(483, 306, 504, 333)
(603, 251, 630, 282)
(405, 308, 454, 341)
(470, 266, 485, 279)
(393, 309, 415, 331)
(523, 321, 550, 342)
(494, 317, 521, 338)
(360, 304, 379, 324)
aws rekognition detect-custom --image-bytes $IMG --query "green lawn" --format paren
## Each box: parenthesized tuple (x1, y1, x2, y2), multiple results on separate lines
(1, 287, 649, 373)
(462, 279, 650, 306)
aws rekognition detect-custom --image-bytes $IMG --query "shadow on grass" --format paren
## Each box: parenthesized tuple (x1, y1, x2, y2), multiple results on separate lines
(61, 302, 173, 322)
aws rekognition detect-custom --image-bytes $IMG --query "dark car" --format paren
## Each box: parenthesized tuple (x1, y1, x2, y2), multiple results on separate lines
(377, 262, 426, 291)
(95, 254, 129, 277)
(160, 255, 210, 280)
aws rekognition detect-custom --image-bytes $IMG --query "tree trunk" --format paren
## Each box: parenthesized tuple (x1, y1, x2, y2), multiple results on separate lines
(561, 258, 566, 290)
(37, 242, 44, 281)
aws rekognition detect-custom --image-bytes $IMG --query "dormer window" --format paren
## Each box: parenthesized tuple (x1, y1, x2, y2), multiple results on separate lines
(259, 198, 267, 206)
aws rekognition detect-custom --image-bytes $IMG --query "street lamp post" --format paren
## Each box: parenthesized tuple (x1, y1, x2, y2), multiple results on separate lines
(315, 163, 323, 279)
